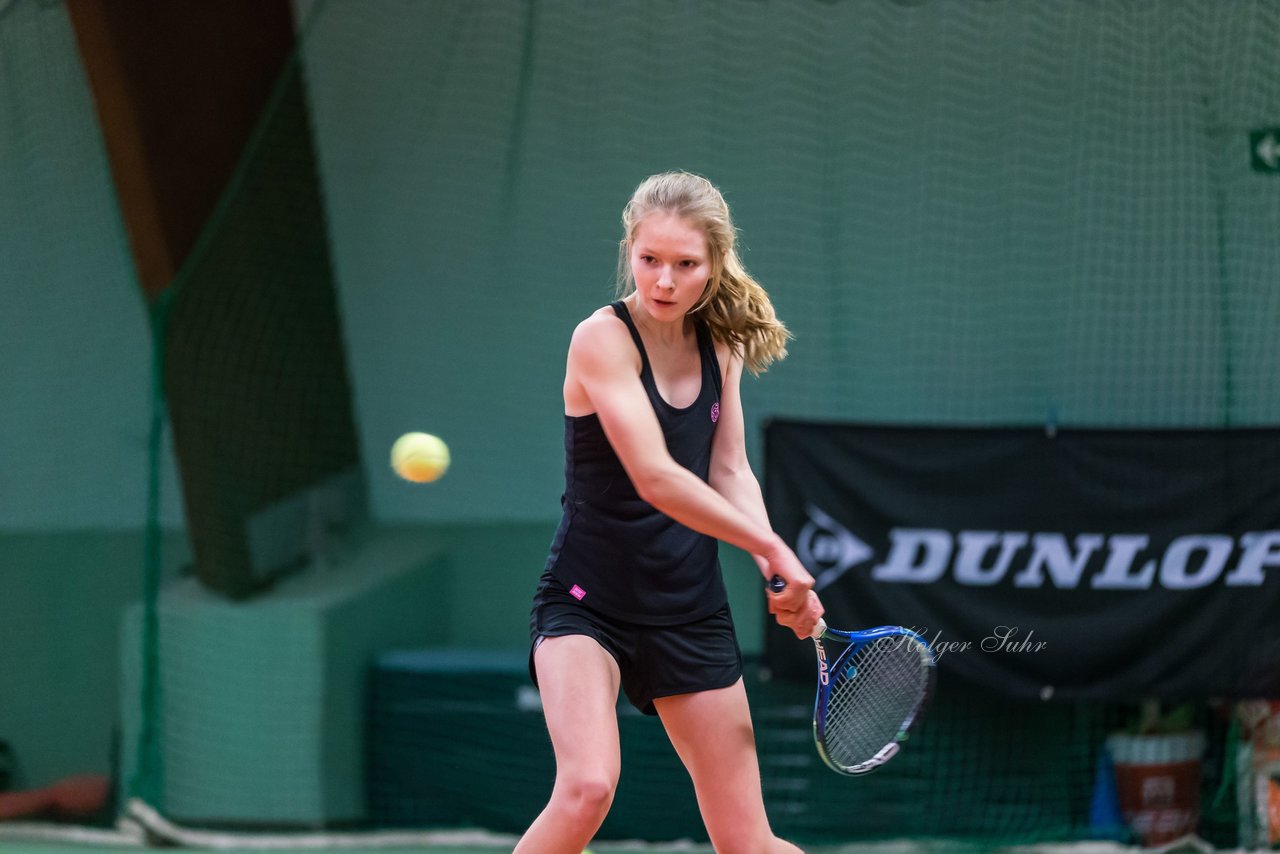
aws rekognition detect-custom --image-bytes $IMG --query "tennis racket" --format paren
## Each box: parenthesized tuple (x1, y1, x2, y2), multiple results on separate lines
(769, 576, 936, 775)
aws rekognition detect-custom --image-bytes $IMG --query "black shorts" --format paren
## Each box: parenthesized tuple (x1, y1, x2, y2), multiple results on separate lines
(528, 570, 743, 716)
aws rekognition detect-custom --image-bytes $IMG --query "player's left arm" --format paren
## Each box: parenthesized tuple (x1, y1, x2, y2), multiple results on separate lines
(708, 347, 823, 633)
(707, 349, 772, 538)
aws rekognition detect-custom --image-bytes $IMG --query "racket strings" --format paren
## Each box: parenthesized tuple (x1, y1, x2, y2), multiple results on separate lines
(820, 636, 930, 769)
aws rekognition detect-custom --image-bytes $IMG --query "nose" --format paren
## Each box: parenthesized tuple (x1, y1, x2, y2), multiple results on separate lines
(657, 267, 675, 288)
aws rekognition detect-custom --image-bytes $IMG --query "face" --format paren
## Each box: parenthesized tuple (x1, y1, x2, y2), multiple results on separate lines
(628, 212, 713, 321)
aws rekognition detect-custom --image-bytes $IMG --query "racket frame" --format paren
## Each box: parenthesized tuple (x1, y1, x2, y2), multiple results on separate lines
(809, 622, 936, 776)
(766, 575, 936, 775)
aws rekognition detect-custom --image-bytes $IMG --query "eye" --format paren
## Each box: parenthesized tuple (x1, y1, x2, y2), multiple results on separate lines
(680, 259, 699, 268)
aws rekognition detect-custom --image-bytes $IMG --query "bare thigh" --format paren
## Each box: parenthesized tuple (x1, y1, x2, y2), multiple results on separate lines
(656, 680, 801, 853)
(533, 634, 623, 782)
(512, 635, 624, 854)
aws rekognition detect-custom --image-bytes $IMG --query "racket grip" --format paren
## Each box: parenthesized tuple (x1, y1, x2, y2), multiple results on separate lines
(767, 575, 826, 639)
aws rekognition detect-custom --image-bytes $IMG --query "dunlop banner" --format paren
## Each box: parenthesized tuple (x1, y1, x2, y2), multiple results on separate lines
(761, 421, 1280, 699)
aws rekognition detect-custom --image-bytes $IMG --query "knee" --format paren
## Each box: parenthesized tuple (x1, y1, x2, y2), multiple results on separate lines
(555, 772, 617, 823)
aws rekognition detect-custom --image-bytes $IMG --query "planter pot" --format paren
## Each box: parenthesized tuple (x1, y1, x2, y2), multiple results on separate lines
(1105, 731, 1205, 847)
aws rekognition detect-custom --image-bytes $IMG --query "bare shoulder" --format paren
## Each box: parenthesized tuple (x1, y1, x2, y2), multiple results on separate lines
(568, 306, 632, 358)
(573, 304, 626, 339)
(567, 306, 639, 376)
(564, 306, 641, 415)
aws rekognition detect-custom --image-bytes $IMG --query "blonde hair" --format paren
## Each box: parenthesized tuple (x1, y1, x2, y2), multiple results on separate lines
(616, 171, 790, 375)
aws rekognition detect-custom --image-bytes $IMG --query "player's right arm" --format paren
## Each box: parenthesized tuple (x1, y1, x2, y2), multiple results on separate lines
(564, 311, 813, 617)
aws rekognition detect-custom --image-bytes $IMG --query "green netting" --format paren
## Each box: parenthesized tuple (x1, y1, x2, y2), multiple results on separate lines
(4, 0, 1279, 850)
(0, 0, 184, 818)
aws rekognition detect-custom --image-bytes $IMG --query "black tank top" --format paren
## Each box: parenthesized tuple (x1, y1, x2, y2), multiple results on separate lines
(544, 301, 726, 624)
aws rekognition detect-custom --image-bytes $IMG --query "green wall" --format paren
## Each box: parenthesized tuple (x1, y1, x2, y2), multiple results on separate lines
(0, 532, 189, 789)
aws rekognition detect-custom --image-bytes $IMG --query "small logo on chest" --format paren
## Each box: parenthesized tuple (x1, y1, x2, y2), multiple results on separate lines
(710, 402, 720, 423)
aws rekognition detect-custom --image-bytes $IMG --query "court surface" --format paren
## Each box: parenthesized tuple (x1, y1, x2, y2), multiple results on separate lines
(0, 825, 1236, 854)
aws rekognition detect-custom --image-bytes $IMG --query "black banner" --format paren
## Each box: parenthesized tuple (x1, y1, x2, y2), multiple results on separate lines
(762, 421, 1280, 700)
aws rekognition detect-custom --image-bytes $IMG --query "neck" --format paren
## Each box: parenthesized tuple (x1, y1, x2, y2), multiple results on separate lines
(625, 294, 692, 345)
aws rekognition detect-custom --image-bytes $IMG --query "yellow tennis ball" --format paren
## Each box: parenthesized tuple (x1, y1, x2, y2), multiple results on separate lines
(390, 432, 450, 483)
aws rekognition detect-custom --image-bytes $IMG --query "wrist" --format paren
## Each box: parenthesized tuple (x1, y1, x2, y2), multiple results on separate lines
(756, 533, 788, 562)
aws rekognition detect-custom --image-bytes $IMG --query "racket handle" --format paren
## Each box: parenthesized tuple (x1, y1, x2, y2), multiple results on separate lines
(767, 576, 826, 639)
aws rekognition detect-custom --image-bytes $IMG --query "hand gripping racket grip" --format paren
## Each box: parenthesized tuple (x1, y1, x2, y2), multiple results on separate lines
(767, 575, 827, 639)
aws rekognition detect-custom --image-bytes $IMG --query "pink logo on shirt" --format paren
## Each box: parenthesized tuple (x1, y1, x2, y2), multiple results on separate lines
(710, 402, 720, 423)
(569, 584, 586, 600)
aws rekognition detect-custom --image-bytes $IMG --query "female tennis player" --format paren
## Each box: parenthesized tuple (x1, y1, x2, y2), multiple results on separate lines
(516, 171, 823, 854)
